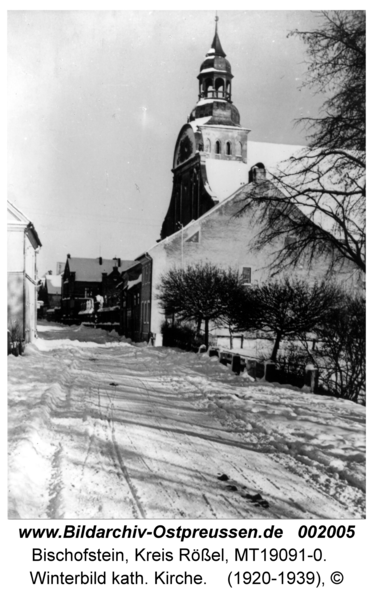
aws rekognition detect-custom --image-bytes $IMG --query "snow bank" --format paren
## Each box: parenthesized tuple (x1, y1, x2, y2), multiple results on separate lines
(8, 324, 365, 519)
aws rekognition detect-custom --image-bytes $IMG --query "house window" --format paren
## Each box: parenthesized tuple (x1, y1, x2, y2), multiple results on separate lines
(242, 267, 252, 284)
(215, 140, 221, 155)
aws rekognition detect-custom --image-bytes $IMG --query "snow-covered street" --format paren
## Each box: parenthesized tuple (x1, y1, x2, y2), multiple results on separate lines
(8, 324, 365, 519)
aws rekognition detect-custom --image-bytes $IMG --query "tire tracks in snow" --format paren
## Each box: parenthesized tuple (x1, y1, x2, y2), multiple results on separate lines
(96, 385, 146, 519)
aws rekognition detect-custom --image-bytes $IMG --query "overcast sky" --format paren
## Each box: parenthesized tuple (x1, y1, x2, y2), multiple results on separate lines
(8, 10, 326, 276)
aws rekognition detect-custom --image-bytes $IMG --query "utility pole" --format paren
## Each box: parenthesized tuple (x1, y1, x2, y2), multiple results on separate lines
(176, 221, 184, 269)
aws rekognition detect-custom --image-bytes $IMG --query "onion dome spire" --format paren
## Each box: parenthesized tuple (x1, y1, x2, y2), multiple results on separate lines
(210, 14, 226, 58)
(197, 15, 233, 103)
(188, 15, 241, 126)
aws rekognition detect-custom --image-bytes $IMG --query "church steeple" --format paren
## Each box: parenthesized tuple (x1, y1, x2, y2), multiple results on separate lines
(210, 15, 226, 58)
(160, 17, 250, 240)
(188, 16, 240, 126)
(197, 17, 233, 103)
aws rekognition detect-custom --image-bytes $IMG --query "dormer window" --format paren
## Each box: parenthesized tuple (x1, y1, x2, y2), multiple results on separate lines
(249, 162, 266, 183)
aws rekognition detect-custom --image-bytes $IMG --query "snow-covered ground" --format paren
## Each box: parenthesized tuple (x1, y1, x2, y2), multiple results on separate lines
(8, 323, 365, 519)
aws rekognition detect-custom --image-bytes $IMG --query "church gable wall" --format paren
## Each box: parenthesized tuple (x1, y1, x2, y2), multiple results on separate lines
(150, 194, 354, 335)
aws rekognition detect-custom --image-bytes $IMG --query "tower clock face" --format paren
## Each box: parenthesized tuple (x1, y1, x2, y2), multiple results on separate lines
(175, 128, 195, 166)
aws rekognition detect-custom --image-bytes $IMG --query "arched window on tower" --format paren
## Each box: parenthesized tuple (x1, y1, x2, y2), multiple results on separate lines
(236, 141, 242, 157)
(206, 138, 211, 153)
(226, 141, 232, 156)
(205, 78, 214, 98)
(215, 78, 225, 99)
(215, 140, 221, 155)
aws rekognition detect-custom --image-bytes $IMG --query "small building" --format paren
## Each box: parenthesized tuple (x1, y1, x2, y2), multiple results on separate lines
(44, 275, 62, 309)
(7, 200, 42, 344)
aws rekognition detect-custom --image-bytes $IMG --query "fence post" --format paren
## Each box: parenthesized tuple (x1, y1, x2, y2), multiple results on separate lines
(265, 360, 276, 382)
(232, 354, 241, 375)
(305, 363, 319, 393)
(219, 351, 227, 366)
(247, 360, 257, 380)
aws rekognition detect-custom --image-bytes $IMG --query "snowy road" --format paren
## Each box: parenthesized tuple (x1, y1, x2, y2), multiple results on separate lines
(8, 324, 365, 519)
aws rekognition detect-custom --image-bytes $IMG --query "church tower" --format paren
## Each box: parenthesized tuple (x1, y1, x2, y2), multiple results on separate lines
(160, 18, 251, 240)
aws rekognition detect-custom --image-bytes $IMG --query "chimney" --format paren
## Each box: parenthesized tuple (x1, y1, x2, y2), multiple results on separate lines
(118, 258, 121, 268)
(249, 163, 266, 184)
(99, 257, 103, 265)
(67, 253, 71, 259)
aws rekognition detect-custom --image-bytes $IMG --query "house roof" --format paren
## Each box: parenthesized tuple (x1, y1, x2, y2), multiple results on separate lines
(7, 200, 42, 247)
(66, 257, 136, 282)
(45, 275, 62, 295)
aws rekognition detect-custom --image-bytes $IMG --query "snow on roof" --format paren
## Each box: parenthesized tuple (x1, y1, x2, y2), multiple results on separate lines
(7, 200, 42, 246)
(205, 158, 248, 202)
(195, 98, 224, 107)
(152, 140, 363, 252)
(45, 275, 62, 295)
(246, 140, 305, 172)
(127, 275, 142, 289)
(189, 116, 211, 130)
(67, 257, 135, 282)
(247, 141, 364, 234)
(7, 199, 32, 224)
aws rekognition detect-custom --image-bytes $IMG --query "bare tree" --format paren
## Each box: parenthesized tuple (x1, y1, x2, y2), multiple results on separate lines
(158, 263, 236, 347)
(217, 269, 257, 348)
(239, 11, 365, 275)
(251, 277, 342, 362)
(310, 294, 365, 403)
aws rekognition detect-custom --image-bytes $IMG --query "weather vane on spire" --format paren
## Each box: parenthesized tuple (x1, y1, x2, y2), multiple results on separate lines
(215, 11, 219, 31)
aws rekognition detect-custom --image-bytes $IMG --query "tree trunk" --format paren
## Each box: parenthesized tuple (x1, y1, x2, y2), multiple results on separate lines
(196, 317, 202, 336)
(270, 331, 282, 362)
(204, 318, 209, 347)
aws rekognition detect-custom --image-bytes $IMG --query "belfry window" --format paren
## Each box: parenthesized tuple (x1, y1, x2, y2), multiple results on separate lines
(215, 78, 225, 98)
(236, 141, 242, 157)
(206, 138, 211, 153)
(215, 140, 221, 155)
(205, 78, 214, 98)
(226, 141, 231, 156)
